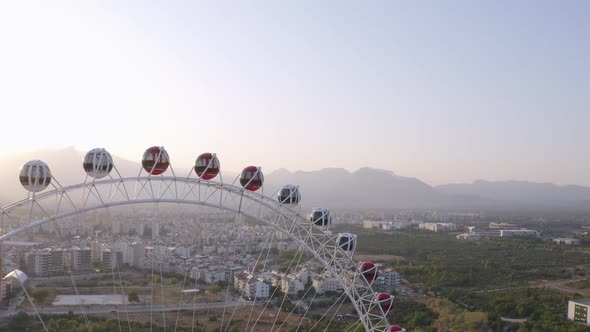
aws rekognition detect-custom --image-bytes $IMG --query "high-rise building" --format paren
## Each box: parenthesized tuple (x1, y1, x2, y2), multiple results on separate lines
(91, 241, 102, 262)
(71, 247, 92, 271)
(101, 249, 122, 270)
(25, 248, 64, 276)
(136, 223, 145, 237)
(112, 220, 122, 235)
(115, 241, 145, 267)
(152, 223, 160, 240)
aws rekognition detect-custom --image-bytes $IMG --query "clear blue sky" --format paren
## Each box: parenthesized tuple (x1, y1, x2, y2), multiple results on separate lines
(0, 1, 588, 185)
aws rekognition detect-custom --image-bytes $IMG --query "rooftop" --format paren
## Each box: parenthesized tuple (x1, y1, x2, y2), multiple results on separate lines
(571, 299, 590, 306)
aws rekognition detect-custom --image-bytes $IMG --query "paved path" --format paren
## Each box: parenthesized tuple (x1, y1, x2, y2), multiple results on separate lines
(25, 300, 253, 315)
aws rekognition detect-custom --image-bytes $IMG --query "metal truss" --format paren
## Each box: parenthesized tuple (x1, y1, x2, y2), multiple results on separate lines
(0, 175, 390, 331)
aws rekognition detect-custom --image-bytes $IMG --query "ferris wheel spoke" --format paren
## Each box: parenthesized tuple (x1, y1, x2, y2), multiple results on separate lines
(67, 268, 93, 332)
(249, 233, 310, 332)
(302, 291, 347, 331)
(322, 292, 348, 332)
(111, 262, 123, 332)
(20, 277, 49, 332)
(269, 246, 307, 331)
(116, 260, 132, 332)
(243, 230, 275, 332)
(219, 225, 242, 332)
(274, 265, 329, 332)
(190, 278, 198, 332)
(159, 262, 167, 332)
(2, 150, 391, 332)
(222, 229, 274, 331)
(150, 259, 154, 332)
(173, 266, 190, 332)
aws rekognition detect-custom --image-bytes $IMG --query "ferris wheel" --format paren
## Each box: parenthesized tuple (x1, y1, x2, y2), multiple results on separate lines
(0, 146, 406, 332)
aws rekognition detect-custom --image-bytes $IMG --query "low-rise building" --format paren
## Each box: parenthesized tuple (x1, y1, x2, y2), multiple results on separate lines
(568, 299, 590, 325)
(362, 220, 383, 229)
(281, 275, 305, 296)
(191, 267, 226, 284)
(378, 270, 401, 287)
(456, 233, 482, 240)
(312, 274, 343, 294)
(418, 223, 457, 232)
(0, 280, 10, 302)
(489, 223, 518, 230)
(244, 278, 270, 300)
(553, 238, 580, 245)
(499, 230, 540, 238)
(233, 272, 269, 300)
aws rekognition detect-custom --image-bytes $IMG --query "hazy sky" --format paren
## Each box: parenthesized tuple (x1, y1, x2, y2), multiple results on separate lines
(0, 1, 588, 186)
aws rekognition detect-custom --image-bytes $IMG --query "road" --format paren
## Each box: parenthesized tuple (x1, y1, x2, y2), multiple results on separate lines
(29, 272, 140, 286)
(24, 299, 253, 315)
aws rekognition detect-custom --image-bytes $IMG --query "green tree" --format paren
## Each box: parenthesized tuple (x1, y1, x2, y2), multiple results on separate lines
(128, 291, 140, 303)
(170, 277, 178, 285)
(207, 284, 222, 294)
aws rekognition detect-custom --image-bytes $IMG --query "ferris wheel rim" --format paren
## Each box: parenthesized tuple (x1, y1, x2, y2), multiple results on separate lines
(0, 176, 391, 332)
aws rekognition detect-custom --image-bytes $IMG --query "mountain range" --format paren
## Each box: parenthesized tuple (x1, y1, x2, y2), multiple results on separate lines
(1, 147, 588, 211)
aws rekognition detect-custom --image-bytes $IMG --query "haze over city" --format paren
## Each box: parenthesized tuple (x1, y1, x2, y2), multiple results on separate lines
(1, 1, 588, 186)
(3, 2, 590, 332)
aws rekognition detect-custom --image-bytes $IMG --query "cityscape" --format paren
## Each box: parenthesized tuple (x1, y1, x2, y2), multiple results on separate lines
(1, 1, 589, 331)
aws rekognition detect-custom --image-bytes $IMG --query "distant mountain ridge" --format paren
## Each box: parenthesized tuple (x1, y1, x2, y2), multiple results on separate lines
(436, 180, 590, 203)
(264, 167, 445, 209)
(0, 147, 589, 210)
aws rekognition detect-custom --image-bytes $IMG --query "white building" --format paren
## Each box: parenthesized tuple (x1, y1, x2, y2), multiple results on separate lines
(114, 241, 145, 267)
(362, 220, 383, 229)
(418, 223, 457, 232)
(175, 245, 192, 257)
(233, 273, 269, 300)
(244, 278, 270, 300)
(568, 299, 590, 325)
(553, 238, 580, 245)
(312, 275, 343, 294)
(456, 233, 482, 240)
(489, 223, 518, 230)
(295, 268, 317, 284)
(191, 267, 226, 284)
(382, 221, 412, 231)
(281, 275, 305, 296)
(376, 270, 401, 287)
(152, 223, 160, 240)
(499, 230, 540, 238)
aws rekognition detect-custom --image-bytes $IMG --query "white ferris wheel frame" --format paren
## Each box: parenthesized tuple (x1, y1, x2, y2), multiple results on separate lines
(0, 159, 392, 332)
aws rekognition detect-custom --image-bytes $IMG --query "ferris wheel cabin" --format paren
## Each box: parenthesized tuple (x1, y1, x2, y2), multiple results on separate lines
(142, 146, 170, 175)
(83, 148, 114, 179)
(240, 166, 264, 191)
(278, 184, 300, 204)
(310, 208, 332, 226)
(195, 153, 220, 180)
(19, 160, 52, 192)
